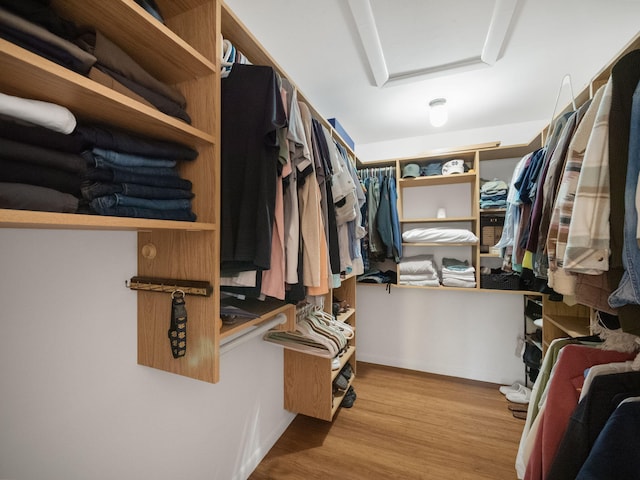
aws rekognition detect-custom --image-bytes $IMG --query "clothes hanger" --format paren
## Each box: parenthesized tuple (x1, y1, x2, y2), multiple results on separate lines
(220, 36, 235, 78)
(547, 73, 577, 132)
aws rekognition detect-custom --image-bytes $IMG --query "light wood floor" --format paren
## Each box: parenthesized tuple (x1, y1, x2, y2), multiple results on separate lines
(250, 362, 524, 480)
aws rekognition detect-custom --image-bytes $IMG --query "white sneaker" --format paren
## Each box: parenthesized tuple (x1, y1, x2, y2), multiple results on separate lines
(506, 385, 532, 404)
(331, 358, 340, 370)
(499, 382, 524, 395)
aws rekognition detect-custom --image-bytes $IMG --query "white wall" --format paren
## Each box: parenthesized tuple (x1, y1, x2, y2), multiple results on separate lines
(356, 120, 544, 163)
(0, 229, 294, 480)
(356, 286, 526, 385)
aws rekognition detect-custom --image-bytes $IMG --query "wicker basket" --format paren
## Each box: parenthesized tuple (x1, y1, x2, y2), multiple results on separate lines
(480, 272, 521, 290)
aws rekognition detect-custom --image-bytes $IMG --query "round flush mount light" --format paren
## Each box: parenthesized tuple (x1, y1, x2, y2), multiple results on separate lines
(429, 98, 448, 127)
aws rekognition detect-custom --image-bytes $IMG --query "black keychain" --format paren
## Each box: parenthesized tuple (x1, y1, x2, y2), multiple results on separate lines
(168, 289, 187, 358)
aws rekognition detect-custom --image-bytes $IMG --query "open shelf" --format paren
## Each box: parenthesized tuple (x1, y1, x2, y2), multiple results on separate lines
(399, 172, 476, 188)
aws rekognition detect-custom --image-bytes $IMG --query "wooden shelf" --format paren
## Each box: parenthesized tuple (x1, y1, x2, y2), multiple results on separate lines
(284, 273, 357, 421)
(0, 209, 216, 231)
(401, 216, 476, 223)
(336, 308, 355, 324)
(543, 314, 591, 338)
(0, 40, 215, 147)
(399, 172, 476, 188)
(284, 345, 356, 422)
(51, 0, 217, 82)
(402, 242, 478, 247)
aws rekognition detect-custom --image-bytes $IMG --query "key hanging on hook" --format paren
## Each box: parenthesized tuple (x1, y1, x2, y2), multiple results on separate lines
(168, 289, 187, 359)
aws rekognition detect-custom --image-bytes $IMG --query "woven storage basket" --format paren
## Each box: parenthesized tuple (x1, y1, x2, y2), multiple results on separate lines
(480, 272, 520, 290)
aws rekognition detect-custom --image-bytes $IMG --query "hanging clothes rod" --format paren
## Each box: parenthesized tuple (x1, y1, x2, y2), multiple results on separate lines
(220, 313, 287, 355)
(126, 276, 213, 297)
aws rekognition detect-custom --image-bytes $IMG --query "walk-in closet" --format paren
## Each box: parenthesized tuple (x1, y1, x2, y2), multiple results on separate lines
(2, 1, 640, 479)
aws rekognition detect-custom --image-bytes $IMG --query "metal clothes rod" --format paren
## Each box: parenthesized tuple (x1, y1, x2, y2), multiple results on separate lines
(220, 313, 287, 355)
(126, 276, 213, 297)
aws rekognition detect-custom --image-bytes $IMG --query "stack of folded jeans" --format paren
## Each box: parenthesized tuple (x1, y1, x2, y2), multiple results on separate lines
(77, 124, 198, 221)
(480, 179, 509, 209)
(0, 94, 89, 213)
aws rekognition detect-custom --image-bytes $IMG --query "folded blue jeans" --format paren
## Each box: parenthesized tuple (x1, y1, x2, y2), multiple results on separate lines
(92, 193, 191, 210)
(91, 155, 178, 177)
(81, 181, 193, 200)
(85, 167, 192, 190)
(93, 148, 177, 167)
(90, 197, 196, 221)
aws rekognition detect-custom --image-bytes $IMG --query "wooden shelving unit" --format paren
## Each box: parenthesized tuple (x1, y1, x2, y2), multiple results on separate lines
(541, 296, 591, 353)
(0, 0, 305, 385)
(284, 274, 357, 421)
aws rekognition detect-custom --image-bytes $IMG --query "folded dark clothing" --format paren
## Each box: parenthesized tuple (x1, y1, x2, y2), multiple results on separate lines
(89, 200, 196, 222)
(97, 64, 191, 124)
(81, 181, 193, 200)
(0, 23, 90, 74)
(0, 116, 88, 153)
(0, 181, 79, 213)
(75, 30, 186, 108)
(0, 158, 81, 195)
(0, 0, 79, 40)
(88, 67, 155, 109)
(0, 137, 86, 173)
(0, 7, 95, 74)
(75, 123, 198, 161)
(84, 167, 192, 190)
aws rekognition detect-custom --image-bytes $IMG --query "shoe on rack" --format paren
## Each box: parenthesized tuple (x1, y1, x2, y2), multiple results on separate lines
(341, 362, 353, 380)
(505, 385, 532, 404)
(331, 358, 340, 371)
(333, 372, 349, 392)
(341, 386, 357, 408)
(499, 382, 524, 395)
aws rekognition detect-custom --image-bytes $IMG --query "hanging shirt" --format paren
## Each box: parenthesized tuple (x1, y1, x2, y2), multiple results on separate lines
(220, 64, 286, 273)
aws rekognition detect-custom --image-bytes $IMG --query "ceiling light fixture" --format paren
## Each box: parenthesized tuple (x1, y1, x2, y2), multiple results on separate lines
(429, 98, 448, 127)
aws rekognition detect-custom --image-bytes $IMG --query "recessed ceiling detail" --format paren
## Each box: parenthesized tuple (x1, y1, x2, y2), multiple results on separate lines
(347, 0, 519, 87)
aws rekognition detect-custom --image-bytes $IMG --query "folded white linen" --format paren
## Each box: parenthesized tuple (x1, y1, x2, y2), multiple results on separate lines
(402, 228, 478, 243)
(399, 278, 441, 287)
(398, 254, 438, 275)
(442, 278, 476, 288)
(399, 273, 439, 282)
(442, 265, 475, 275)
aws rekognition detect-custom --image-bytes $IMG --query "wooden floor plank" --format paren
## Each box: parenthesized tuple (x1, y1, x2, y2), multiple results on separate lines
(250, 362, 523, 480)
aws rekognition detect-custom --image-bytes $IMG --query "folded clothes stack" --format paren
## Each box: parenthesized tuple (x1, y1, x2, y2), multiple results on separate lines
(441, 257, 476, 288)
(0, 92, 198, 221)
(77, 123, 198, 221)
(480, 179, 509, 209)
(0, 0, 189, 123)
(0, 93, 88, 213)
(398, 254, 440, 287)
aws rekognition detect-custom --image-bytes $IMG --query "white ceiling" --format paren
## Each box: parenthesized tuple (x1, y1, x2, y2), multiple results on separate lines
(224, 0, 640, 161)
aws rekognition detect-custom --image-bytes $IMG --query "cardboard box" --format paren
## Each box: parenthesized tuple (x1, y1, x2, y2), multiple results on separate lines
(328, 118, 355, 151)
